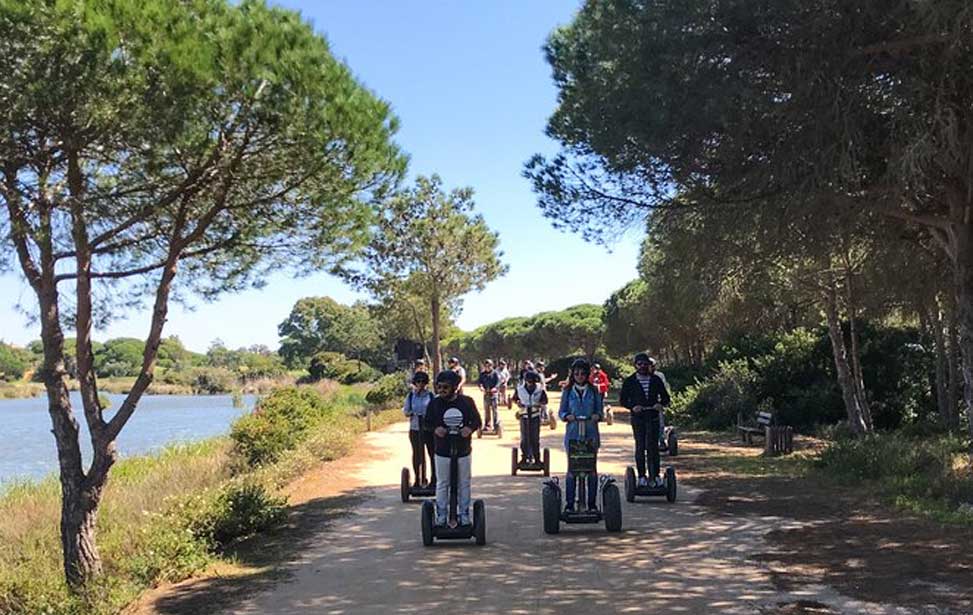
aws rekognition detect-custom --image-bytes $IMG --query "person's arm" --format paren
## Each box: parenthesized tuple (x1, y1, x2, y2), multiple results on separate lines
(403, 392, 412, 417)
(558, 389, 571, 420)
(539, 390, 549, 405)
(467, 398, 483, 432)
(619, 378, 634, 410)
(657, 376, 671, 407)
(593, 387, 604, 420)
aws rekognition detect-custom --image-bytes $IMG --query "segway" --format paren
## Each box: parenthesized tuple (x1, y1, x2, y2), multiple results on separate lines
(511, 403, 550, 476)
(420, 409, 486, 546)
(541, 412, 622, 533)
(659, 426, 678, 457)
(477, 388, 503, 438)
(624, 466, 677, 503)
(400, 454, 436, 503)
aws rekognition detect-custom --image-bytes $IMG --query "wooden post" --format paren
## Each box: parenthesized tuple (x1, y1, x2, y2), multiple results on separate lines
(764, 425, 773, 456)
(366, 406, 372, 432)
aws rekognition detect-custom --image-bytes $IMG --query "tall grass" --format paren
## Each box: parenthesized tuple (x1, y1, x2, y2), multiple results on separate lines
(815, 432, 973, 524)
(0, 383, 399, 615)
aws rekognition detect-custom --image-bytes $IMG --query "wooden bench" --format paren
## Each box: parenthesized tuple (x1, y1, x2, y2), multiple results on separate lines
(737, 411, 794, 455)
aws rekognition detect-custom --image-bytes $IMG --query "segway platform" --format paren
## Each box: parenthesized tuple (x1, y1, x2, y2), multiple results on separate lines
(541, 431, 622, 534)
(659, 426, 679, 456)
(624, 466, 677, 503)
(477, 422, 503, 438)
(511, 447, 550, 476)
(421, 499, 486, 546)
(400, 467, 435, 502)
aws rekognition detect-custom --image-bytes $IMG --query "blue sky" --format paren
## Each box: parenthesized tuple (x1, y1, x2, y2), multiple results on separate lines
(0, 1, 642, 353)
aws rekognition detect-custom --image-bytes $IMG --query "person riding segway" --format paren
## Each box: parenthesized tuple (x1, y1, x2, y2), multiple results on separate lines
(541, 359, 622, 533)
(401, 371, 436, 502)
(620, 354, 677, 503)
(477, 359, 502, 438)
(420, 370, 486, 546)
(511, 371, 551, 476)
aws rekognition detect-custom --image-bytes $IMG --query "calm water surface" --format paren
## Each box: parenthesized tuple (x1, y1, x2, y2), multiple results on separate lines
(0, 392, 256, 486)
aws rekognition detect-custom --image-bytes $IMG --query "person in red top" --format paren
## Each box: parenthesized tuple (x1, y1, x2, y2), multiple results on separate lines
(591, 363, 613, 424)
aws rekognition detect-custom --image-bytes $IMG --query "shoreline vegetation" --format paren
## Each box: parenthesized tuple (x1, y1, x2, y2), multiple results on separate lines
(0, 381, 402, 615)
(0, 374, 302, 400)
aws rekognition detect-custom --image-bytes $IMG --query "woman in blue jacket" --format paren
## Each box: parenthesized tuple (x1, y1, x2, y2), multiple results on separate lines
(558, 358, 603, 511)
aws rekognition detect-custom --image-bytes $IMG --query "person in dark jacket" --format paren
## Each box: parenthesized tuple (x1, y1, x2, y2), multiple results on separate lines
(423, 370, 483, 527)
(619, 353, 671, 488)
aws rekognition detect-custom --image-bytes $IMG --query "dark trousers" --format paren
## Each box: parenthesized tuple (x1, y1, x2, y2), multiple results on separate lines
(632, 413, 661, 479)
(409, 430, 437, 484)
(519, 415, 541, 461)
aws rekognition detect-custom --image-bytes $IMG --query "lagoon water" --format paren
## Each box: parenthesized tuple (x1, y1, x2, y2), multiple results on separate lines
(0, 392, 256, 487)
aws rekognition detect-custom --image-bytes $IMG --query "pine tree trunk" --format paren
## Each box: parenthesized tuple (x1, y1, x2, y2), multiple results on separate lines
(946, 301, 961, 431)
(823, 283, 871, 435)
(923, 304, 952, 428)
(954, 220, 973, 445)
(430, 295, 442, 376)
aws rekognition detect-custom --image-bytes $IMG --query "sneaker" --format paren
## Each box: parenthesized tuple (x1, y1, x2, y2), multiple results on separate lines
(435, 517, 447, 527)
(459, 516, 471, 526)
(653, 476, 664, 488)
(638, 476, 649, 488)
(564, 504, 575, 513)
(587, 504, 599, 513)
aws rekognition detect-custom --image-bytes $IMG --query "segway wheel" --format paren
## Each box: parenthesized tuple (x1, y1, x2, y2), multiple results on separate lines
(666, 467, 677, 503)
(603, 482, 623, 532)
(420, 500, 434, 546)
(668, 431, 679, 457)
(401, 467, 411, 503)
(473, 499, 487, 546)
(511, 447, 519, 476)
(542, 485, 561, 534)
(542, 448, 551, 477)
(624, 466, 636, 503)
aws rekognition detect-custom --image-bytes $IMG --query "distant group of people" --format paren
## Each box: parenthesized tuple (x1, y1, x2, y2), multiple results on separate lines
(401, 352, 671, 526)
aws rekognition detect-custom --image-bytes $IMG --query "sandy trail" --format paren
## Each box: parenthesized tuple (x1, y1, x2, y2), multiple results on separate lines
(204, 391, 921, 615)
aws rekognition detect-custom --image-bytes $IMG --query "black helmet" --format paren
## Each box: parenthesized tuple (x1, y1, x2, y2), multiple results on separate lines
(435, 369, 461, 387)
(570, 358, 591, 374)
(524, 371, 541, 383)
(448, 356, 460, 365)
(412, 371, 429, 385)
(634, 352, 654, 366)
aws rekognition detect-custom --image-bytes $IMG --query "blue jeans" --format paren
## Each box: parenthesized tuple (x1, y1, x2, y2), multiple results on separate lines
(565, 445, 598, 509)
(435, 454, 471, 524)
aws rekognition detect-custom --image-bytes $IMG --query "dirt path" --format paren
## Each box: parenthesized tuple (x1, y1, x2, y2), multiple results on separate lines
(138, 392, 947, 615)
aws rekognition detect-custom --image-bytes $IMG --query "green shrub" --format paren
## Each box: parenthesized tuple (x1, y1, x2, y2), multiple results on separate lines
(0, 342, 30, 382)
(365, 373, 406, 408)
(306, 351, 380, 384)
(175, 482, 286, 550)
(670, 359, 758, 429)
(230, 386, 336, 465)
(160, 366, 236, 393)
(815, 432, 973, 521)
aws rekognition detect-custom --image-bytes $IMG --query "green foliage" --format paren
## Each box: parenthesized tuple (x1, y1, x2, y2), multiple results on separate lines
(364, 373, 406, 408)
(670, 359, 758, 429)
(306, 351, 379, 385)
(174, 481, 286, 551)
(816, 433, 973, 523)
(446, 304, 607, 365)
(93, 337, 144, 378)
(160, 366, 236, 394)
(230, 386, 338, 465)
(0, 342, 29, 381)
(278, 297, 384, 369)
(337, 175, 507, 371)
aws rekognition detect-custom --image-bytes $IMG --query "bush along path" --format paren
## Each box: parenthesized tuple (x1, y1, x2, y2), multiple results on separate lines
(0, 383, 401, 615)
(134, 391, 969, 615)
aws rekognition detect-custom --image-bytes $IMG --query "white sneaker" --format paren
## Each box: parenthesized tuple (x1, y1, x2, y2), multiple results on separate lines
(638, 476, 649, 488)
(654, 476, 665, 488)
